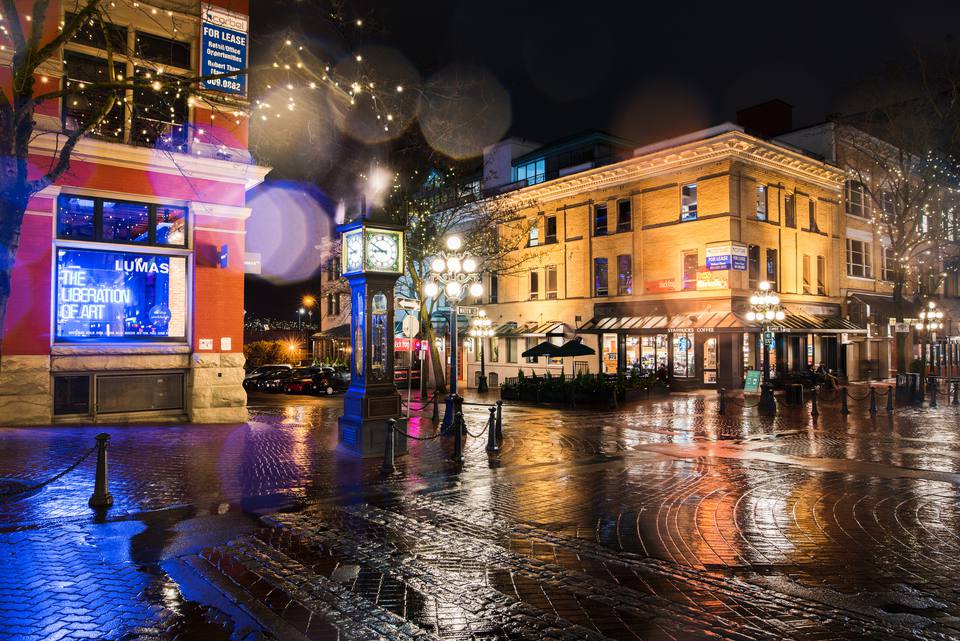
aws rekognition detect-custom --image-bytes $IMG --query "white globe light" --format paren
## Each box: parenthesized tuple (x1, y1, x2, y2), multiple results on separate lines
(447, 256, 462, 273)
(759, 281, 771, 291)
(915, 322, 924, 330)
(746, 311, 756, 321)
(750, 295, 760, 305)
(769, 294, 780, 305)
(478, 309, 487, 318)
(775, 310, 785, 321)
(431, 258, 446, 273)
(445, 235, 463, 251)
(469, 282, 484, 298)
(462, 257, 477, 273)
(765, 309, 775, 320)
(423, 282, 439, 298)
(445, 280, 462, 298)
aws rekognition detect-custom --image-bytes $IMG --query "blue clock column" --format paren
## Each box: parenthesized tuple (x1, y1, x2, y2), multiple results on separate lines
(337, 218, 407, 457)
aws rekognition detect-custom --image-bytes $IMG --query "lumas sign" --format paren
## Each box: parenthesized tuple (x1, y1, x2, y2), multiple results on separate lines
(56, 248, 187, 341)
(201, 3, 248, 95)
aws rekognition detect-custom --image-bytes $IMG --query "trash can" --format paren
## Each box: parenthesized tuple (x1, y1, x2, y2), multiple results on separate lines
(786, 383, 804, 406)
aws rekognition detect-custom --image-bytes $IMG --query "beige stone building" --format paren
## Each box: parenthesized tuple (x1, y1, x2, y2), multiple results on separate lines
(464, 124, 871, 390)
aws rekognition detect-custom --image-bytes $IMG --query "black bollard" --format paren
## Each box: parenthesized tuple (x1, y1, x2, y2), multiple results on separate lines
(382, 419, 396, 474)
(886, 386, 894, 414)
(718, 388, 726, 416)
(88, 433, 114, 509)
(431, 392, 439, 424)
(840, 388, 849, 415)
(930, 378, 938, 408)
(486, 406, 499, 452)
(452, 411, 464, 464)
(810, 387, 819, 417)
(495, 400, 503, 446)
(953, 381, 959, 406)
(869, 387, 878, 414)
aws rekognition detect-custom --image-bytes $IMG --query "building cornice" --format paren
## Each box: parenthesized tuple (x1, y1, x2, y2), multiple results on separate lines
(29, 130, 271, 190)
(498, 131, 845, 206)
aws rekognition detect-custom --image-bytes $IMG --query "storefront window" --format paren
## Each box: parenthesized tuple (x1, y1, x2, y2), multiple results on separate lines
(57, 195, 188, 248)
(548, 335, 563, 365)
(626, 336, 640, 370)
(640, 335, 668, 373)
(102, 200, 150, 243)
(57, 196, 96, 240)
(672, 334, 694, 378)
(703, 337, 717, 384)
(55, 247, 187, 342)
(602, 333, 618, 373)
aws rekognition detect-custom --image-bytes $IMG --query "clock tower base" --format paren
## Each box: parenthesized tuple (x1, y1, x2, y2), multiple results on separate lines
(338, 387, 408, 457)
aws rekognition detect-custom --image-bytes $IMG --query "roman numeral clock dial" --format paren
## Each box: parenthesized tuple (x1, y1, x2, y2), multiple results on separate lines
(364, 231, 401, 272)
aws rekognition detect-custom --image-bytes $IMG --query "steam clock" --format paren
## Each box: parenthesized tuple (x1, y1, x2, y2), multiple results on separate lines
(337, 214, 407, 456)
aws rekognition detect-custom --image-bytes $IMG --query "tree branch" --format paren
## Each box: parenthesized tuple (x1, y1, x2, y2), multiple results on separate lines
(32, 0, 102, 70)
(1, 0, 26, 53)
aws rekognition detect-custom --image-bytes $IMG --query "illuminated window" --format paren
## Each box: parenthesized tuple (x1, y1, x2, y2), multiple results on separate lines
(882, 247, 895, 282)
(748, 245, 760, 289)
(617, 254, 632, 295)
(57, 196, 96, 240)
(528, 220, 539, 246)
(514, 158, 546, 186)
(755, 185, 767, 220)
(594, 257, 608, 296)
(846, 239, 873, 278)
(57, 195, 188, 248)
(682, 250, 698, 290)
(681, 183, 698, 221)
(102, 201, 150, 243)
(845, 180, 871, 218)
(766, 248, 778, 290)
(545, 266, 557, 299)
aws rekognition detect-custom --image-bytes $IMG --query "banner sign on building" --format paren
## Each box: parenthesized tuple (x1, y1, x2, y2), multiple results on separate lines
(705, 243, 748, 271)
(201, 3, 248, 95)
(55, 248, 187, 341)
(645, 278, 677, 293)
(696, 270, 728, 290)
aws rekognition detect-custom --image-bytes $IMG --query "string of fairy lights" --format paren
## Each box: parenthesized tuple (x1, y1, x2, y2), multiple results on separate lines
(0, 0, 413, 155)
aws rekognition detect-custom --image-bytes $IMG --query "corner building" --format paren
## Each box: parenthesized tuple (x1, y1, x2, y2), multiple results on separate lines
(0, 1, 269, 424)
(471, 125, 865, 389)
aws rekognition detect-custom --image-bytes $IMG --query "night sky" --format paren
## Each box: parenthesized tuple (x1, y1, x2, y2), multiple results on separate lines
(244, 0, 960, 318)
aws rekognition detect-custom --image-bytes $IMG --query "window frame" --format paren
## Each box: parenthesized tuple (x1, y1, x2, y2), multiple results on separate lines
(817, 255, 827, 295)
(681, 250, 698, 290)
(845, 238, 873, 278)
(57, 193, 189, 248)
(802, 254, 811, 294)
(545, 215, 557, 244)
(765, 248, 778, 291)
(807, 199, 818, 231)
(594, 257, 609, 297)
(784, 194, 796, 228)
(680, 183, 698, 222)
(593, 203, 608, 236)
(845, 180, 871, 218)
(617, 254, 632, 296)
(748, 244, 760, 289)
(755, 184, 768, 221)
(545, 265, 558, 300)
(616, 199, 632, 232)
(529, 270, 539, 300)
(882, 246, 896, 282)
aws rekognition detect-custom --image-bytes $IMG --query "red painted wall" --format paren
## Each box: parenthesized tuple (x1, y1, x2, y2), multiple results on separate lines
(193, 228, 245, 353)
(3, 213, 52, 355)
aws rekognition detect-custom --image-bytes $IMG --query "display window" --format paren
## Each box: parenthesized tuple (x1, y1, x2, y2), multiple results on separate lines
(55, 248, 187, 342)
(640, 334, 668, 373)
(672, 333, 694, 378)
(602, 333, 618, 373)
(703, 337, 717, 384)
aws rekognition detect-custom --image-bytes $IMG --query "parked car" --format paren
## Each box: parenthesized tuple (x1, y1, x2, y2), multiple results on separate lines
(312, 368, 351, 395)
(259, 368, 301, 393)
(243, 364, 292, 391)
(282, 367, 327, 394)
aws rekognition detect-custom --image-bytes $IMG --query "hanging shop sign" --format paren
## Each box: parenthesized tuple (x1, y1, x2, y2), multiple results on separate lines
(55, 248, 187, 342)
(201, 3, 248, 95)
(696, 270, 728, 290)
(705, 243, 748, 271)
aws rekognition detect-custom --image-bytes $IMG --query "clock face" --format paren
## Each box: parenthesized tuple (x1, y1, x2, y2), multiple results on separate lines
(365, 231, 401, 272)
(343, 230, 363, 273)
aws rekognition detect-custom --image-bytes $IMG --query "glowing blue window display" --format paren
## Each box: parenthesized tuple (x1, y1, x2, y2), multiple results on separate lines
(56, 248, 187, 341)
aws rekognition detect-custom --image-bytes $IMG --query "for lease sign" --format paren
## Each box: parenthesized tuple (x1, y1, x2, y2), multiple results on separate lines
(201, 4, 248, 95)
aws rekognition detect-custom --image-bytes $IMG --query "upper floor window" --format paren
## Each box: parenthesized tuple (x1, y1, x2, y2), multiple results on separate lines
(748, 244, 760, 289)
(817, 256, 827, 295)
(528, 219, 539, 247)
(784, 195, 796, 228)
(131, 67, 189, 147)
(808, 200, 818, 231)
(545, 266, 558, 299)
(682, 250, 698, 290)
(755, 185, 767, 221)
(617, 199, 632, 232)
(63, 51, 126, 142)
(67, 12, 128, 52)
(488, 273, 498, 303)
(766, 248, 778, 291)
(514, 158, 546, 186)
(135, 31, 192, 69)
(846, 239, 873, 278)
(802, 255, 811, 294)
(617, 254, 632, 295)
(57, 194, 188, 247)
(593, 204, 608, 236)
(545, 216, 557, 244)
(594, 258, 609, 296)
(529, 270, 539, 300)
(681, 183, 698, 221)
(845, 180, 871, 218)
(326, 294, 341, 316)
(882, 247, 895, 282)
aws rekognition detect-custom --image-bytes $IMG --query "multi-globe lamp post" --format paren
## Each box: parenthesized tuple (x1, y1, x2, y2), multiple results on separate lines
(469, 310, 495, 393)
(746, 280, 785, 415)
(916, 300, 944, 396)
(422, 235, 483, 430)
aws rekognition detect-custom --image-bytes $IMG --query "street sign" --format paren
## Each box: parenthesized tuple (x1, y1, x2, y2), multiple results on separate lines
(744, 370, 761, 393)
(397, 297, 420, 310)
(895, 322, 910, 333)
(763, 331, 774, 341)
(401, 315, 420, 338)
(457, 305, 479, 317)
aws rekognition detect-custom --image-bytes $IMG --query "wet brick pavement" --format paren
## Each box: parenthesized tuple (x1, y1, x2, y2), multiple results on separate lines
(2, 389, 960, 638)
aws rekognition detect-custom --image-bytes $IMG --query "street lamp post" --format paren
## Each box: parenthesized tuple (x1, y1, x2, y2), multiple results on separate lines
(297, 306, 305, 331)
(746, 280, 785, 415)
(422, 235, 484, 431)
(915, 300, 944, 398)
(469, 310, 494, 393)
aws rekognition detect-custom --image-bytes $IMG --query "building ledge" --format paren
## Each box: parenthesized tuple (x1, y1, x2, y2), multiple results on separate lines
(51, 344, 193, 356)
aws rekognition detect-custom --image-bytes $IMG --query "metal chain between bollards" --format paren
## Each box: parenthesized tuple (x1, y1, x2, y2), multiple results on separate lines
(0, 442, 97, 502)
(390, 423, 443, 441)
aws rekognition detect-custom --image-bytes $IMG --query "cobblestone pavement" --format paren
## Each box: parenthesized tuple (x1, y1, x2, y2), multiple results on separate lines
(2, 389, 960, 638)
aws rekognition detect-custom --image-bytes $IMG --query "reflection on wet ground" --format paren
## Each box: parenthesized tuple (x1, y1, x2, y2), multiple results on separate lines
(1, 390, 960, 638)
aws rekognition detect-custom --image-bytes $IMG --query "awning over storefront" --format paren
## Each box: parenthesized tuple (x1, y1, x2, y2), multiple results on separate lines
(312, 323, 350, 340)
(578, 311, 865, 334)
(495, 321, 566, 337)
